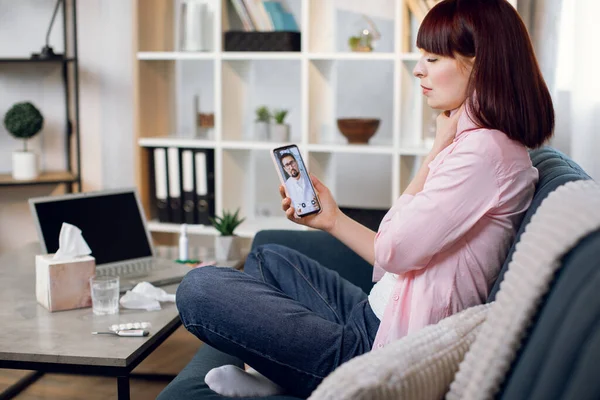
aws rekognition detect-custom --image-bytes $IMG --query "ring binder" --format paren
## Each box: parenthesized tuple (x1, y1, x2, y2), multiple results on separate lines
(152, 148, 170, 223)
(182, 150, 196, 224)
(167, 147, 183, 224)
(194, 149, 215, 225)
(149, 147, 215, 227)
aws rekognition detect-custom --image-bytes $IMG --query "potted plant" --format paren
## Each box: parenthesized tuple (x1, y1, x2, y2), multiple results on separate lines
(209, 208, 245, 261)
(271, 109, 290, 142)
(254, 105, 271, 140)
(348, 15, 381, 52)
(4, 102, 44, 180)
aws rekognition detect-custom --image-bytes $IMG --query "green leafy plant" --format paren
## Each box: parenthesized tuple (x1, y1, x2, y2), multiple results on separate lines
(4, 102, 44, 151)
(348, 34, 373, 51)
(348, 36, 361, 50)
(255, 105, 271, 123)
(273, 109, 289, 125)
(209, 208, 245, 236)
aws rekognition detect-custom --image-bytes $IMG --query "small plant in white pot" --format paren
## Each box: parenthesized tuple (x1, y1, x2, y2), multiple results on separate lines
(271, 109, 290, 142)
(210, 208, 245, 261)
(254, 105, 271, 140)
(4, 102, 44, 180)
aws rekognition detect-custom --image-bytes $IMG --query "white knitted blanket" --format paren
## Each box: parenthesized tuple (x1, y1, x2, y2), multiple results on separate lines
(447, 179, 600, 400)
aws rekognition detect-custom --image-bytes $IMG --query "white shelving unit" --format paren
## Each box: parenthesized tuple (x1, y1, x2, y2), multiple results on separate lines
(134, 0, 443, 238)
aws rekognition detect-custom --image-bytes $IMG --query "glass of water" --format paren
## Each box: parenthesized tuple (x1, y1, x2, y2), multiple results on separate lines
(89, 276, 120, 315)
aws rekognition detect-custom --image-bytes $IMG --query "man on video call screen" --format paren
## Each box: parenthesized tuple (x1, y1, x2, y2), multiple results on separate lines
(278, 150, 318, 215)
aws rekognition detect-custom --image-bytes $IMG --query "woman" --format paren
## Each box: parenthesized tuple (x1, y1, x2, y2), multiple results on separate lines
(175, 0, 554, 397)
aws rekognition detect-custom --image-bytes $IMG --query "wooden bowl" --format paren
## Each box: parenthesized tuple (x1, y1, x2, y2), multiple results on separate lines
(337, 118, 381, 144)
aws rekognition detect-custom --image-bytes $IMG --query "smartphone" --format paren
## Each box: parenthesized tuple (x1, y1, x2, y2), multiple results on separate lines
(271, 144, 321, 217)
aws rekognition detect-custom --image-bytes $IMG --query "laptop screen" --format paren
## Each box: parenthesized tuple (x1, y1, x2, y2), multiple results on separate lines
(32, 191, 153, 265)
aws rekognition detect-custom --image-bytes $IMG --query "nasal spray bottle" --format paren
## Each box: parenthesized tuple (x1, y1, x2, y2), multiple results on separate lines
(179, 223, 189, 261)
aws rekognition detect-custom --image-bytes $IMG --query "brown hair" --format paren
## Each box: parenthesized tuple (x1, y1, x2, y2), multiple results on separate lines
(416, 0, 554, 148)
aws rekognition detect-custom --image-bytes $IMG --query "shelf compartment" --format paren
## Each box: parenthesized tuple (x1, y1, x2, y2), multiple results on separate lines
(175, 60, 216, 139)
(0, 171, 77, 186)
(138, 60, 177, 139)
(308, 152, 393, 209)
(221, 148, 284, 222)
(221, 59, 301, 142)
(308, 59, 395, 147)
(138, 0, 217, 52)
(308, 0, 397, 53)
(137, 0, 176, 52)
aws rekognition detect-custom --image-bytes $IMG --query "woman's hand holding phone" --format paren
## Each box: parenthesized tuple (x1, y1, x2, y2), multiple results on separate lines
(280, 174, 341, 233)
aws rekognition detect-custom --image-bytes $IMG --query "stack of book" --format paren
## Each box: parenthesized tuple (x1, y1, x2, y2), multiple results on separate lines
(150, 147, 215, 226)
(230, 0, 299, 32)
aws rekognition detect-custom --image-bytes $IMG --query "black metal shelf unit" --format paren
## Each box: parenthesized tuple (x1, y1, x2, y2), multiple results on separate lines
(0, 0, 81, 193)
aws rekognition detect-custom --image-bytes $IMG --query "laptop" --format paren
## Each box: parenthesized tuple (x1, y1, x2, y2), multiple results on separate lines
(29, 188, 193, 292)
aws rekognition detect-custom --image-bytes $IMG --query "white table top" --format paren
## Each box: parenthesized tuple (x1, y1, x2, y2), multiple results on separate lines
(0, 243, 183, 368)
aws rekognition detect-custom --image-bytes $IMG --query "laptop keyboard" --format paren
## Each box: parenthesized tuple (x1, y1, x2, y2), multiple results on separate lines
(97, 260, 170, 279)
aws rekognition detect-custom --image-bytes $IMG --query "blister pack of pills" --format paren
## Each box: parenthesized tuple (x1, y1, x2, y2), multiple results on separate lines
(109, 322, 152, 332)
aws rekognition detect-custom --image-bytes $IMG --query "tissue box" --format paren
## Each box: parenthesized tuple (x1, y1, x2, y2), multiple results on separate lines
(35, 254, 96, 312)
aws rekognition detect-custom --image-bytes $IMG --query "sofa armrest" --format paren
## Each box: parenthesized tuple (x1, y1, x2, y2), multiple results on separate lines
(251, 230, 375, 294)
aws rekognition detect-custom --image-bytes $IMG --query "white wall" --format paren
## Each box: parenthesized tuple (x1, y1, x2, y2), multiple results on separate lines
(0, 0, 134, 254)
(570, 0, 600, 180)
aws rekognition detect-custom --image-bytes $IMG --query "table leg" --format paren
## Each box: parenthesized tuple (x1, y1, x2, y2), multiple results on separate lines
(117, 375, 130, 400)
(0, 371, 44, 400)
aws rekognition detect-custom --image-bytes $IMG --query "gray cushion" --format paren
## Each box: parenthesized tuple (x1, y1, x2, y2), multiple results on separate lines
(498, 228, 600, 400)
(487, 146, 591, 302)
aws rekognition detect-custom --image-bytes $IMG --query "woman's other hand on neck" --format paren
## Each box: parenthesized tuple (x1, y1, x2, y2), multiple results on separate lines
(431, 104, 464, 154)
(403, 105, 464, 197)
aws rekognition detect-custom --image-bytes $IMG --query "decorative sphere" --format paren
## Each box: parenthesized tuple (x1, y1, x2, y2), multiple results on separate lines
(4, 102, 44, 140)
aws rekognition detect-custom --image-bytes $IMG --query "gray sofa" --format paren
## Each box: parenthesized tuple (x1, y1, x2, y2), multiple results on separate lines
(158, 146, 599, 400)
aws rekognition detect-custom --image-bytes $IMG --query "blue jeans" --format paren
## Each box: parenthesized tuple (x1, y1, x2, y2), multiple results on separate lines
(176, 244, 380, 398)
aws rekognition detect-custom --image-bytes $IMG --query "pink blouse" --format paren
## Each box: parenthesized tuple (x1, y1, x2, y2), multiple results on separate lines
(371, 112, 538, 349)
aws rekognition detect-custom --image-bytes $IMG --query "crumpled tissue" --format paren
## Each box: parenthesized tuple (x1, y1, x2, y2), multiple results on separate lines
(52, 222, 92, 261)
(119, 282, 176, 311)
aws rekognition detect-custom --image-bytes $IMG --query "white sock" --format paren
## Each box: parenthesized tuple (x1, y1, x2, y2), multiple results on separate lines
(205, 365, 285, 397)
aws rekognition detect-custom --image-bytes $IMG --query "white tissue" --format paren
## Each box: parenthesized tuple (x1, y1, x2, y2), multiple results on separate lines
(119, 282, 176, 311)
(52, 223, 92, 261)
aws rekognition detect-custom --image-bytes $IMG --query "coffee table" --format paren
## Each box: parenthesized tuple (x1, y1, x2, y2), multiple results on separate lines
(0, 243, 190, 400)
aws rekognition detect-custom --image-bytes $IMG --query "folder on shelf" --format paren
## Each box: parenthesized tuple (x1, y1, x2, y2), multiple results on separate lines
(181, 150, 196, 224)
(194, 149, 215, 226)
(167, 147, 183, 224)
(231, 0, 254, 31)
(242, 0, 272, 31)
(152, 148, 170, 223)
(262, 1, 298, 32)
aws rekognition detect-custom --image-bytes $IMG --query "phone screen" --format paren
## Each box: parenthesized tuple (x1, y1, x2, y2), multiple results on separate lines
(271, 145, 321, 217)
